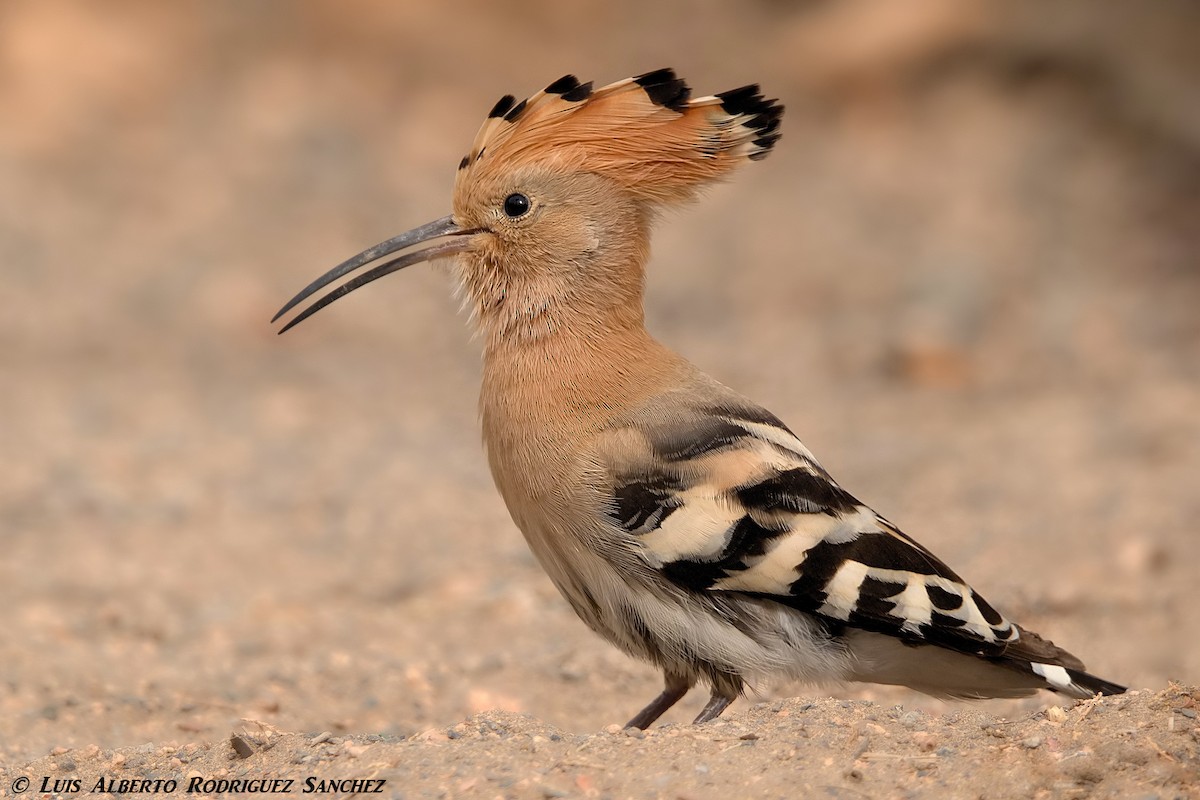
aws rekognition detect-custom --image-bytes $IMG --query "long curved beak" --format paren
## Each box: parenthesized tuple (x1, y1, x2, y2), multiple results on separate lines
(272, 215, 476, 334)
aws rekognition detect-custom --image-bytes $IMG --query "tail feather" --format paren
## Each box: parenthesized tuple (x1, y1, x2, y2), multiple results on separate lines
(1058, 666, 1127, 698)
(846, 630, 1125, 700)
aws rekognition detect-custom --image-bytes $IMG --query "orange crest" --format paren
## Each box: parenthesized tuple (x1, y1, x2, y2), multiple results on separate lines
(455, 69, 783, 205)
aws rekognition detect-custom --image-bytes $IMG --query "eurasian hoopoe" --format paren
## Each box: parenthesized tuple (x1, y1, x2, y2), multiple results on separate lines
(275, 69, 1125, 728)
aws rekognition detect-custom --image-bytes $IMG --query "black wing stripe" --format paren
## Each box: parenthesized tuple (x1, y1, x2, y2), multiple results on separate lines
(737, 468, 858, 515)
(611, 474, 685, 535)
(650, 417, 750, 462)
(926, 584, 963, 611)
(798, 535, 959, 580)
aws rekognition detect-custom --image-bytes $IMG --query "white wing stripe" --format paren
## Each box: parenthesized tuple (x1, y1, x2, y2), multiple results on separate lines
(823, 559, 870, 615)
(639, 486, 741, 564)
(729, 419, 819, 462)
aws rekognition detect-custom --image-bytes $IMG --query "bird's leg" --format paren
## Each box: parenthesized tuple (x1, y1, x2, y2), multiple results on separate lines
(624, 673, 693, 730)
(692, 692, 735, 725)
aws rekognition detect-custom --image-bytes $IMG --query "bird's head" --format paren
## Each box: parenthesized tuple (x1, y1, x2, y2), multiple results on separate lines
(274, 70, 782, 345)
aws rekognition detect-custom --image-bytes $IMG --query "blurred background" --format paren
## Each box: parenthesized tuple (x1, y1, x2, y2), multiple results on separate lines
(1, 0, 1197, 764)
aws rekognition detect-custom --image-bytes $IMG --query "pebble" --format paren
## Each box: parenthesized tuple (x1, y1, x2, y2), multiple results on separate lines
(310, 731, 333, 745)
(1022, 737, 1042, 749)
(912, 732, 937, 752)
(1046, 706, 1067, 723)
(230, 734, 254, 759)
(1177, 708, 1196, 719)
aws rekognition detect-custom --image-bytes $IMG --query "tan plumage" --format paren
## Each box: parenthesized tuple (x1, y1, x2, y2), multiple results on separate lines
(460, 71, 778, 206)
(274, 69, 1124, 727)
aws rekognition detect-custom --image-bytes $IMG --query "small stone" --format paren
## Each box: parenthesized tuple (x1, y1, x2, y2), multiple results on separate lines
(739, 732, 760, 741)
(623, 727, 645, 739)
(230, 733, 254, 759)
(603, 724, 622, 735)
(310, 731, 333, 745)
(912, 732, 937, 752)
(1022, 737, 1042, 749)
(1178, 708, 1196, 719)
(1046, 706, 1067, 723)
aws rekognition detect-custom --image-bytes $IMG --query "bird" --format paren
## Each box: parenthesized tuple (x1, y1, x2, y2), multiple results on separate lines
(273, 69, 1126, 728)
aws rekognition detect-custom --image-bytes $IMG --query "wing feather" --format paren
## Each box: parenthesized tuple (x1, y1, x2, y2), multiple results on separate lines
(598, 403, 1110, 693)
(600, 398, 1123, 695)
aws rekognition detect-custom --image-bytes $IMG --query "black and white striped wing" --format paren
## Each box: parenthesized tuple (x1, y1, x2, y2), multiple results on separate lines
(602, 404, 1122, 698)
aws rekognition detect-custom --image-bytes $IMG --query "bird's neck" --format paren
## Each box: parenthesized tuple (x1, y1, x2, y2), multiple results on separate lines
(478, 309, 691, 523)
(479, 308, 690, 448)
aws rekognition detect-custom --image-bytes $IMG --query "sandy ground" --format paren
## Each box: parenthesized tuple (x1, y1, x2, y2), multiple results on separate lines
(1, 1, 1198, 797)
(9, 690, 1200, 799)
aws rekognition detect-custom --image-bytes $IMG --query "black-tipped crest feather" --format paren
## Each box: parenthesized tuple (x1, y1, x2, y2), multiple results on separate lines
(458, 69, 785, 205)
(487, 94, 516, 119)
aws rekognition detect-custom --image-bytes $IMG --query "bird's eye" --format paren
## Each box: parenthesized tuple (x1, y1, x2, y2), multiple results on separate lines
(503, 193, 531, 218)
